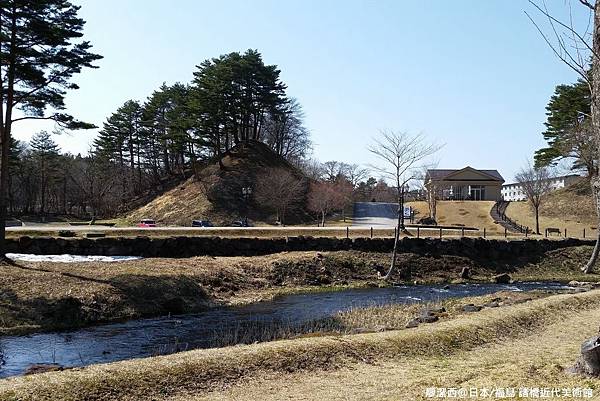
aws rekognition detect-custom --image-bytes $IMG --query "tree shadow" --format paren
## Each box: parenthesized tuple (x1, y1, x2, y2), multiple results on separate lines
(0, 273, 211, 333)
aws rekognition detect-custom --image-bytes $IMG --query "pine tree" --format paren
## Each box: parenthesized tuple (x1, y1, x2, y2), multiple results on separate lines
(190, 50, 287, 161)
(0, 0, 101, 255)
(94, 100, 143, 195)
(535, 77, 595, 175)
(29, 131, 60, 216)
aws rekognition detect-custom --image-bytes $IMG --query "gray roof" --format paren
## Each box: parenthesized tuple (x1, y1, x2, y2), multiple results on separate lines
(426, 167, 504, 182)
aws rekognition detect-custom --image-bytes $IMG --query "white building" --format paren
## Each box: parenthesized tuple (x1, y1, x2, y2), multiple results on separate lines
(501, 174, 580, 201)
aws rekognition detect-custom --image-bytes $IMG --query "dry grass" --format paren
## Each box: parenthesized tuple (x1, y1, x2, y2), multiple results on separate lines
(2, 290, 600, 400)
(505, 179, 596, 238)
(176, 304, 600, 401)
(506, 201, 596, 237)
(408, 200, 502, 233)
(125, 177, 217, 226)
(0, 246, 595, 335)
(207, 291, 548, 348)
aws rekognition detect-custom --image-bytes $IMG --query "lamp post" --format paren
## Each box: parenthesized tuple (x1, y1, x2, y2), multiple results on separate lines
(241, 187, 252, 226)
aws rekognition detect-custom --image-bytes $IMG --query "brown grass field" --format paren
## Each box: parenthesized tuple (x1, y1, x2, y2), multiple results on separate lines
(505, 179, 597, 237)
(408, 200, 503, 233)
(2, 289, 600, 400)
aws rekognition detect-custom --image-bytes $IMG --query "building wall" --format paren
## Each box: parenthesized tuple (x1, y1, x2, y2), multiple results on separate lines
(435, 182, 502, 201)
(501, 175, 581, 202)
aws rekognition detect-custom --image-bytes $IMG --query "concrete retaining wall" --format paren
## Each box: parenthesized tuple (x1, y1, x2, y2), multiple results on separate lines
(6, 236, 595, 259)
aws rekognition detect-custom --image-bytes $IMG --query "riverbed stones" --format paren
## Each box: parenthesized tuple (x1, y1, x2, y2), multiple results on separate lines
(420, 307, 446, 317)
(405, 318, 420, 328)
(568, 280, 600, 289)
(461, 304, 483, 312)
(492, 273, 512, 284)
(483, 301, 500, 308)
(418, 315, 439, 324)
(24, 364, 64, 375)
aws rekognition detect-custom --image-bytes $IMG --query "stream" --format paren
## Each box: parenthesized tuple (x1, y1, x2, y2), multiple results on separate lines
(0, 281, 577, 378)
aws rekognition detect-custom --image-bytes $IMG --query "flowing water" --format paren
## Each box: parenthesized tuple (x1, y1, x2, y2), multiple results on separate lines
(0, 281, 576, 378)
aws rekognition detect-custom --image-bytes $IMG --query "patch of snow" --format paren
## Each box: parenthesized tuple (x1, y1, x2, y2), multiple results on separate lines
(6, 254, 141, 263)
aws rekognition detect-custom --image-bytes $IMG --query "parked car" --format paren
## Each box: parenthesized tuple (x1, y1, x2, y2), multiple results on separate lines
(137, 219, 156, 228)
(231, 220, 252, 227)
(192, 219, 214, 227)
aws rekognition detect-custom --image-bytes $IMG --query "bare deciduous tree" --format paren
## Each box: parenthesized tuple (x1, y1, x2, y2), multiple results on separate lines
(254, 168, 306, 225)
(515, 164, 553, 235)
(307, 180, 347, 227)
(368, 130, 441, 280)
(417, 161, 441, 223)
(526, 0, 600, 273)
(528, 0, 600, 376)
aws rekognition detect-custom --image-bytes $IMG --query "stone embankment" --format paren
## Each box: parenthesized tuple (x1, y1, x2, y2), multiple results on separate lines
(6, 236, 594, 259)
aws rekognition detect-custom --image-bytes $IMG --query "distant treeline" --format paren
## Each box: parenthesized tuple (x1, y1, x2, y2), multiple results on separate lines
(8, 50, 312, 218)
(8, 49, 403, 221)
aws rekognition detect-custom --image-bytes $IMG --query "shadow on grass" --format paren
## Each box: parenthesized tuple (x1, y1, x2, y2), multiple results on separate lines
(0, 273, 211, 333)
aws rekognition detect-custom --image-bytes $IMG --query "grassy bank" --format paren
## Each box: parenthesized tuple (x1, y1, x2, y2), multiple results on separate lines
(0, 246, 597, 335)
(2, 289, 600, 400)
(208, 291, 552, 348)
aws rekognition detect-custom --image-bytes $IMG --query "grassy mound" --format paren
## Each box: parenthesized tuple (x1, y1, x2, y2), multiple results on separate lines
(126, 141, 306, 226)
(2, 289, 600, 400)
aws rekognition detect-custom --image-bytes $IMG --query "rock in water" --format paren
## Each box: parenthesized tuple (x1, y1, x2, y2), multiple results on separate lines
(492, 273, 512, 284)
(24, 364, 64, 375)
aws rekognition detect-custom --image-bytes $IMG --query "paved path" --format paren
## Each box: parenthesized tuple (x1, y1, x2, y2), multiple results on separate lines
(352, 202, 398, 227)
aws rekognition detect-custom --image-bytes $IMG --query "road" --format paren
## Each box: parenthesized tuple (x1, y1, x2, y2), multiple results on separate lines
(352, 202, 398, 227)
(7, 202, 401, 231)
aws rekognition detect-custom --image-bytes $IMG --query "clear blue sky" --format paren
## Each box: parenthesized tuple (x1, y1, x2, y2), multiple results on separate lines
(12, 0, 592, 182)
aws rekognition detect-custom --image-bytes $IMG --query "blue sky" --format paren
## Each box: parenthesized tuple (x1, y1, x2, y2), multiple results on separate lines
(12, 0, 592, 182)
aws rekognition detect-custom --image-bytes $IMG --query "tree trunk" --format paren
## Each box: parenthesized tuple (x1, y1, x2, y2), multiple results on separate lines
(583, 1, 600, 274)
(535, 206, 540, 235)
(571, 336, 600, 376)
(0, 125, 9, 257)
(383, 205, 402, 280)
(583, 179, 600, 273)
(0, 10, 17, 258)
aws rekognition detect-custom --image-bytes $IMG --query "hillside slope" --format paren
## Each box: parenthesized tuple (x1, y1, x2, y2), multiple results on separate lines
(505, 178, 596, 235)
(407, 200, 502, 233)
(127, 141, 307, 226)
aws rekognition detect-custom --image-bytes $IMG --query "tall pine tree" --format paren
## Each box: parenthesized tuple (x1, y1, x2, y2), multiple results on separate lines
(29, 131, 60, 216)
(0, 0, 101, 256)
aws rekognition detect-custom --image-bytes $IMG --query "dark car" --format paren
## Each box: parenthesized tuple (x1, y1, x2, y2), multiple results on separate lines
(231, 220, 252, 227)
(192, 219, 214, 227)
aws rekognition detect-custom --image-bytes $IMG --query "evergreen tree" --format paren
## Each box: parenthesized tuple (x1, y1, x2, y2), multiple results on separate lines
(190, 49, 287, 161)
(0, 0, 101, 255)
(29, 131, 60, 215)
(94, 100, 143, 194)
(535, 78, 595, 175)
